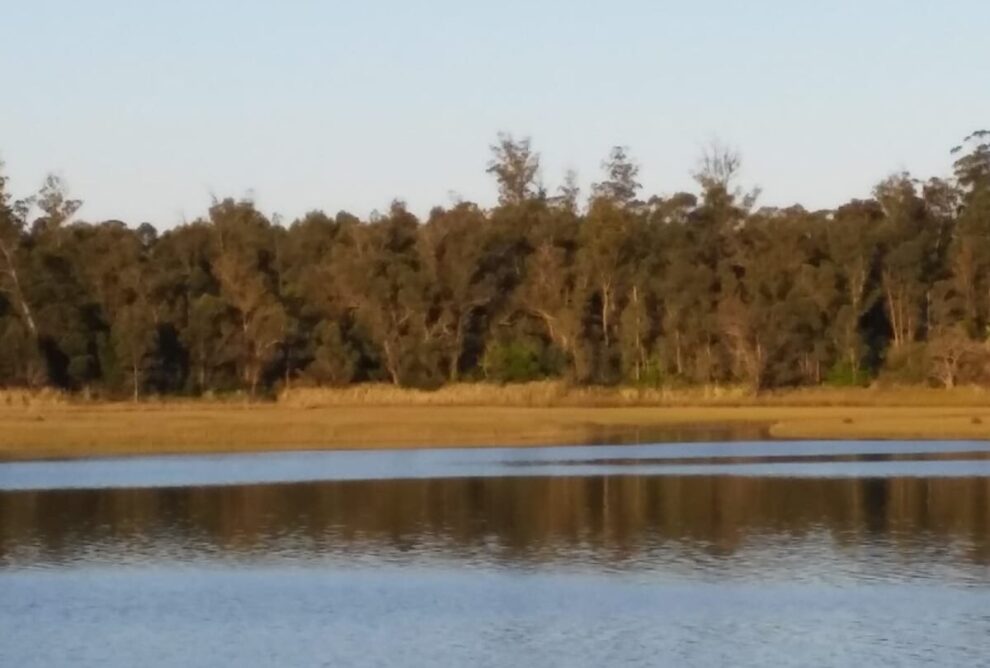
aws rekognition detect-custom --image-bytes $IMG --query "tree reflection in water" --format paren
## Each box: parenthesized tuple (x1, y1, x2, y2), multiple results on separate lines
(2, 475, 987, 572)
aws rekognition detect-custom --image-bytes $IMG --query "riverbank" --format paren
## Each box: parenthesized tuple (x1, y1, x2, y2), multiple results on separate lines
(2, 384, 990, 460)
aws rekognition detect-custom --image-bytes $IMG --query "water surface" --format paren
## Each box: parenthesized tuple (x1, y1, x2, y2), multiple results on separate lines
(2, 440, 989, 666)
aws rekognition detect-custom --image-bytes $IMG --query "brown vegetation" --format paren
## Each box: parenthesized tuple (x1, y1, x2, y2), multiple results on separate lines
(279, 381, 990, 408)
(2, 384, 990, 461)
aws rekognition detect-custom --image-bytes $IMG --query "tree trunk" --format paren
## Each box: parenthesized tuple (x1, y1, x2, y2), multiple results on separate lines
(601, 282, 611, 349)
(383, 340, 401, 385)
(0, 240, 38, 338)
(704, 341, 714, 383)
(249, 363, 259, 398)
(131, 354, 140, 402)
(449, 315, 464, 382)
(241, 317, 253, 393)
(284, 344, 292, 390)
(884, 279, 903, 349)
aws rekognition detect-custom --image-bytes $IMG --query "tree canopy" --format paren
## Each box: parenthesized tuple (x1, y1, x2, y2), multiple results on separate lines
(1, 132, 989, 397)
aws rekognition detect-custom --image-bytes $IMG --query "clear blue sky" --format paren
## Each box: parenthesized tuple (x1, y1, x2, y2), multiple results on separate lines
(2, 1, 988, 226)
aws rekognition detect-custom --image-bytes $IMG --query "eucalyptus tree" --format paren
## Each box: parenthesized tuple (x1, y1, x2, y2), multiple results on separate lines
(276, 210, 352, 385)
(418, 202, 498, 381)
(31, 174, 82, 238)
(940, 132, 990, 338)
(67, 221, 160, 397)
(335, 202, 440, 386)
(874, 174, 932, 351)
(486, 133, 543, 206)
(23, 176, 100, 390)
(2, 131, 989, 394)
(151, 221, 219, 392)
(209, 198, 288, 396)
(0, 163, 43, 385)
(592, 146, 641, 207)
(823, 199, 883, 380)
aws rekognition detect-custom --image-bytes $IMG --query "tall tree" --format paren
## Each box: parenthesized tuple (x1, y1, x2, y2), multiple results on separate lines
(209, 198, 288, 396)
(874, 174, 932, 350)
(486, 133, 542, 206)
(0, 163, 43, 385)
(592, 146, 641, 207)
(337, 202, 438, 386)
(824, 200, 882, 379)
(419, 203, 498, 381)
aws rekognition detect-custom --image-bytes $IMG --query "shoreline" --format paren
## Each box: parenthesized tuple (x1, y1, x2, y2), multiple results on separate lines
(3, 388, 990, 461)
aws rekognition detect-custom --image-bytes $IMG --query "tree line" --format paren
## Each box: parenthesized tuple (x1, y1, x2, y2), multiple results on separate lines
(1, 132, 988, 398)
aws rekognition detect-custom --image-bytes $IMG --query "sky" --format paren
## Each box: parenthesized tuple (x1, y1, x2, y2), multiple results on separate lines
(2, 0, 988, 227)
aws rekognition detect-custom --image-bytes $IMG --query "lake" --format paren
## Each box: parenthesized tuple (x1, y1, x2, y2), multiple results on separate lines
(2, 441, 989, 666)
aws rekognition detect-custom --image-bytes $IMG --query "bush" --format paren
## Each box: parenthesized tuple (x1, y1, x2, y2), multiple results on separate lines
(824, 361, 869, 387)
(879, 343, 930, 386)
(632, 354, 667, 388)
(925, 327, 990, 388)
(482, 341, 544, 383)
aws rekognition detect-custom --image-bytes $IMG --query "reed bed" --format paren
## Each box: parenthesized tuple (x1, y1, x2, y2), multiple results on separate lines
(278, 382, 990, 409)
(4, 382, 987, 411)
(278, 382, 758, 408)
(0, 388, 67, 408)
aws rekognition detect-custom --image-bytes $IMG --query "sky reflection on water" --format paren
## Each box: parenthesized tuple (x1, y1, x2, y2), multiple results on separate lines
(4, 439, 990, 491)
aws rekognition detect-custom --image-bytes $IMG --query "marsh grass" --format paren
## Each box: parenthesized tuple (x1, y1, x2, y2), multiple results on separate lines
(0, 388, 67, 408)
(279, 382, 990, 408)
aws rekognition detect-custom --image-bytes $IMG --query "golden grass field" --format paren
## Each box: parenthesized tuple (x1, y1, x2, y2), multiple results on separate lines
(2, 383, 990, 460)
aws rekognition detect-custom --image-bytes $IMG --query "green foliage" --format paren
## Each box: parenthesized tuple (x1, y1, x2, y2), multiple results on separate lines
(306, 322, 359, 386)
(824, 362, 869, 388)
(0, 132, 988, 396)
(483, 341, 544, 383)
(635, 354, 667, 388)
(879, 343, 930, 386)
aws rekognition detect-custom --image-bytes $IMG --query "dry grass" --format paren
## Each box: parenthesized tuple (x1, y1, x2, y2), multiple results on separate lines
(0, 403, 704, 460)
(1, 383, 990, 461)
(280, 382, 990, 408)
(746, 385, 990, 408)
(280, 381, 569, 407)
(0, 388, 67, 408)
(279, 382, 770, 408)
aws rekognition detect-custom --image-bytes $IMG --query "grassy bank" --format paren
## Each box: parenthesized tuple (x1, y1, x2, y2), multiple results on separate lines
(2, 383, 990, 460)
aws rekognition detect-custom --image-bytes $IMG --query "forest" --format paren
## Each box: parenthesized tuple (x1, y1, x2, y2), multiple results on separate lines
(1, 131, 988, 399)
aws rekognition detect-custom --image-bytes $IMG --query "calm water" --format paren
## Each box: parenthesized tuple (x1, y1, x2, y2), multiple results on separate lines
(2, 441, 989, 666)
